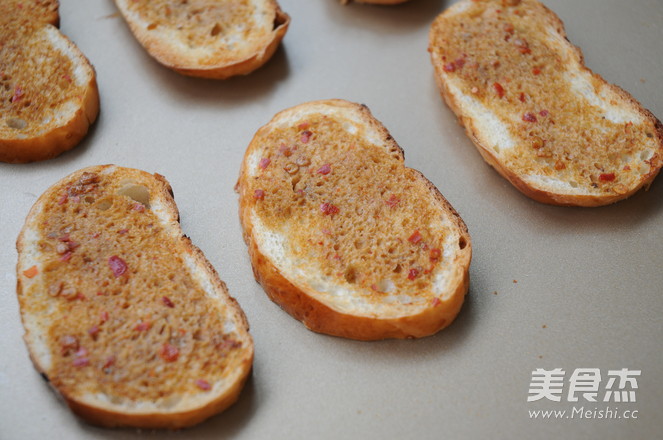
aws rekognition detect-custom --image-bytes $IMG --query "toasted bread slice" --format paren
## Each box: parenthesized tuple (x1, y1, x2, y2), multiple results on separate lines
(16, 165, 253, 429)
(0, 9, 99, 163)
(237, 100, 471, 341)
(429, 0, 663, 206)
(113, 0, 290, 79)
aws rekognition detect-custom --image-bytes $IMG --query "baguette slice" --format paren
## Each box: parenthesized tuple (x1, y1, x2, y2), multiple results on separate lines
(113, 0, 290, 79)
(16, 165, 253, 429)
(429, 0, 663, 206)
(0, 7, 99, 163)
(237, 100, 471, 341)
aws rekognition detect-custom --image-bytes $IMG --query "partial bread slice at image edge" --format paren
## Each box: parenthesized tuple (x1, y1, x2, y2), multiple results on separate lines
(113, 0, 290, 79)
(0, 24, 99, 163)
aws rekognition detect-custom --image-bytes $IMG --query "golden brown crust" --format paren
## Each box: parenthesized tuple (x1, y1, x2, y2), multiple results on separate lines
(114, 0, 290, 79)
(238, 100, 472, 341)
(429, 0, 663, 207)
(16, 165, 253, 429)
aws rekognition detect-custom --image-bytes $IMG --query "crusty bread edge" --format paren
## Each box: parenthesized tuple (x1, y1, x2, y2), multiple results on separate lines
(238, 100, 471, 340)
(114, 1, 290, 80)
(0, 25, 100, 164)
(16, 165, 254, 429)
(428, 1, 663, 207)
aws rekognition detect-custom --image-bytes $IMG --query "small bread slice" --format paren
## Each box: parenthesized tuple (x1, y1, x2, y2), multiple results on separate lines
(237, 100, 471, 341)
(113, 0, 290, 79)
(16, 165, 253, 429)
(429, 0, 663, 206)
(0, 8, 99, 163)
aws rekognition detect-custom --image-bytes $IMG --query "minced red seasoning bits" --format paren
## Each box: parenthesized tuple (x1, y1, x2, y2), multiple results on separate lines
(320, 203, 339, 216)
(160, 343, 179, 362)
(522, 112, 537, 123)
(108, 256, 127, 277)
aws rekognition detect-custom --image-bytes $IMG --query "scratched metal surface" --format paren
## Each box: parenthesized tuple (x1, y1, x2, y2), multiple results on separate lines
(1, 1, 662, 439)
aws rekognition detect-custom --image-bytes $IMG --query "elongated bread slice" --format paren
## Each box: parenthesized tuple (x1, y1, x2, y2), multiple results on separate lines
(237, 100, 471, 341)
(16, 165, 253, 429)
(113, 0, 290, 79)
(429, 0, 663, 206)
(0, 8, 99, 163)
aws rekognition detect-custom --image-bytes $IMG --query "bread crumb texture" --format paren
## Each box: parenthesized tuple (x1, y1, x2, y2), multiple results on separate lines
(246, 113, 467, 308)
(430, 0, 662, 197)
(28, 171, 245, 403)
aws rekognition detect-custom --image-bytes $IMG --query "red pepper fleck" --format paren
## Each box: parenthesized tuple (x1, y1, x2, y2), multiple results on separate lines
(88, 325, 99, 337)
(430, 248, 442, 261)
(22, 265, 38, 278)
(532, 67, 542, 75)
(160, 343, 179, 362)
(103, 355, 116, 369)
(60, 251, 73, 262)
(443, 63, 456, 73)
(135, 321, 151, 331)
(57, 193, 68, 205)
(254, 189, 265, 200)
(454, 57, 466, 69)
(408, 230, 423, 244)
(514, 38, 531, 54)
(11, 86, 23, 103)
(100, 311, 109, 322)
(108, 256, 127, 277)
(317, 164, 331, 175)
(132, 203, 145, 212)
(539, 110, 549, 117)
(73, 357, 90, 367)
(493, 82, 505, 98)
(298, 122, 310, 130)
(301, 131, 313, 143)
(522, 112, 538, 123)
(431, 297, 441, 307)
(407, 268, 420, 281)
(75, 292, 86, 301)
(320, 202, 340, 216)
(385, 195, 400, 208)
(519, 93, 527, 103)
(259, 157, 271, 170)
(279, 144, 292, 156)
(195, 379, 211, 391)
(504, 23, 515, 34)
(60, 335, 79, 354)
(599, 173, 616, 182)
(623, 165, 631, 171)
(162, 296, 175, 308)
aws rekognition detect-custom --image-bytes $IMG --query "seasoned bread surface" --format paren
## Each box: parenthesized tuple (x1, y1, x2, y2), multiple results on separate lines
(114, 0, 290, 79)
(0, 3, 99, 163)
(238, 100, 471, 340)
(429, 0, 663, 206)
(16, 166, 253, 429)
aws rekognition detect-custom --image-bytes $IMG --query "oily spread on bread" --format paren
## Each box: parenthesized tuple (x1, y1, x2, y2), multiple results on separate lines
(16, 166, 253, 429)
(429, 0, 663, 206)
(238, 100, 471, 340)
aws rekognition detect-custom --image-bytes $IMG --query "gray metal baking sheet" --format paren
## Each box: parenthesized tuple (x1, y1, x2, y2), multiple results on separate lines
(1, 0, 661, 438)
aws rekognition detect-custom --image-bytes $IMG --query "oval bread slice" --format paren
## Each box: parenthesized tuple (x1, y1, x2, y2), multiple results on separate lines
(237, 100, 471, 341)
(0, 12, 99, 163)
(113, 0, 290, 79)
(16, 165, 253, 429)
(429, 0, 663, 206)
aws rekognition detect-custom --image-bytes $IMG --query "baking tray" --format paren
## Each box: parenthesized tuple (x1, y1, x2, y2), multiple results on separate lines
(1, 0, 661, 438)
